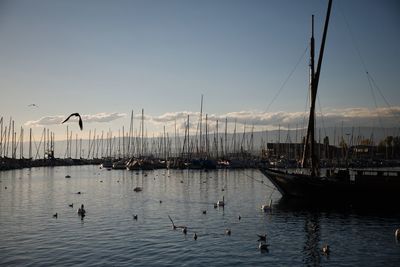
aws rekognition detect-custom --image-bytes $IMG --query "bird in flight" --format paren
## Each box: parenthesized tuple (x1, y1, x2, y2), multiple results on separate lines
(62, 113, 83, 130)
(28, 104, 38, 108)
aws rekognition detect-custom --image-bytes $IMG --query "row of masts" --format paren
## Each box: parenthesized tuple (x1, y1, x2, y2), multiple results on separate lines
(0, 113, 385, 162)
(0, 116, 55, 160)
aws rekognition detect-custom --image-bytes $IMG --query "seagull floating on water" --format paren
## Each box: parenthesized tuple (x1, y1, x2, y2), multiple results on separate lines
(78, 204, 86, 217)
(62, 113, 83, 130)
(261, 199, 273, 212)
(69, 203, 73, 208)
(257, 234, 267, 241)
(53, 213, 58, 218)
(217, 196, 225, 207)
(322, 244, 330, 255)
(133, 187, 142, 192)
(133, 214, 138, 220)
(258, 242, 269, 251)
(225, 229, 231, 235)
(193, 233, 198, 240)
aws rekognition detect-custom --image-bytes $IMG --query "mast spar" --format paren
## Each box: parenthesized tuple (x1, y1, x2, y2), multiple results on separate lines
(301, 0, 332, 176)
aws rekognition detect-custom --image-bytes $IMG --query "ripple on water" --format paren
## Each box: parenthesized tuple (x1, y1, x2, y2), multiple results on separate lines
(1, 166, 400, 266)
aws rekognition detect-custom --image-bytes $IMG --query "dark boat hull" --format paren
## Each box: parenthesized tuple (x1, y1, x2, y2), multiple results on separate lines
(260, 168, 400, 204)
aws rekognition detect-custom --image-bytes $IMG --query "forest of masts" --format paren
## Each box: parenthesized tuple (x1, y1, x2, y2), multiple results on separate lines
(1, 111, 263, 161)
(1, 110, 396, 162)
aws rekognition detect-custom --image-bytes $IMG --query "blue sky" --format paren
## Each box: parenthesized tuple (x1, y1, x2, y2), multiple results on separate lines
(0, 0, 399, 140)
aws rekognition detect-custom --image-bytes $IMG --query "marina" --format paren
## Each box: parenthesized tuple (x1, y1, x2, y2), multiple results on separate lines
(1, 0, 399, 265)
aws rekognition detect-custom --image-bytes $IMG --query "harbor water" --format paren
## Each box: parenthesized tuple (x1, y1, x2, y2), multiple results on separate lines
(1, 166, 399, 266)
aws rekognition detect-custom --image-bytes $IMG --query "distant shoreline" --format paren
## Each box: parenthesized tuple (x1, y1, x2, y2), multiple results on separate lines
(0, 158, 100, 171)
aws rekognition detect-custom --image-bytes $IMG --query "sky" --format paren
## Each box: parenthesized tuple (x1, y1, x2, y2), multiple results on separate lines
(0, 0, 399, 141)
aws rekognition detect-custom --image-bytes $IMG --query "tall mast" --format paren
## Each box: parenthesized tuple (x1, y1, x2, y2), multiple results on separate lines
(225, 117, 228, 157)
(187, 115, 190, 161)
(141, 108, 144, 157)
(205, 114, 208, 158)
(199, 94, 203, 157)
(301, 0, 332, 176)
(0, 117, 2, 157)
(216, 119, 219, 159)
(29, 128, 32, 159)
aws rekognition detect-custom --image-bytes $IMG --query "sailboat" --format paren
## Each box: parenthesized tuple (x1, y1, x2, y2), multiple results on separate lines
(260, 0, 400, 206)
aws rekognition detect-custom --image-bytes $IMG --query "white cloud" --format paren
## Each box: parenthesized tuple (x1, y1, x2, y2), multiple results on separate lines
(138, 106, 400, 133)
(25, 112, 126, 127)
(23, 107, 400, 134)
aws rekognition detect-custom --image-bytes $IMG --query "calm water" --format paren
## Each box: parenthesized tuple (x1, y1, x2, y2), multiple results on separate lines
(1, 166, 399, 266)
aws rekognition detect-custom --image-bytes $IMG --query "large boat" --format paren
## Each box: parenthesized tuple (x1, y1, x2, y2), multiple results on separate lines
(259, 0, 400, 206)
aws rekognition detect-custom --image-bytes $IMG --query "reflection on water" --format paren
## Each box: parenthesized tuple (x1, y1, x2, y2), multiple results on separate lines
(303, 214, 321, 266)
(0, 166, 400, 266)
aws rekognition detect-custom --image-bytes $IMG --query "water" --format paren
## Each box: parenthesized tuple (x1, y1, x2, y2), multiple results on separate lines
(1, 166, 399, 266)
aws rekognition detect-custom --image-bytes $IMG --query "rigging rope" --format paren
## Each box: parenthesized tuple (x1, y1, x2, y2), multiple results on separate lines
(243, 172, 276, 191)
(265, 46, 309, 113)
(338, 1, 399, 128)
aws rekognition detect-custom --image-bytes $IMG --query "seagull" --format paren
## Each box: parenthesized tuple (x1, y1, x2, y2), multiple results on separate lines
(258, 242, 269, 251)
(225, 229, 231, 236)
(193, 233, 198, 240)
(28, 104, 39, 108)
(322, 244, 330, 255)
(68, 203, 73, 208)
(257, 234, 267, 241)
(217, 196, 225, 207)
(62, 113, 83, 130)
(133, 214, 138, 220)
(53, 213, 58, 218)
(133, 187, 142, 192)
(182, 227, 187, 235)
(78, 204, 86, 216)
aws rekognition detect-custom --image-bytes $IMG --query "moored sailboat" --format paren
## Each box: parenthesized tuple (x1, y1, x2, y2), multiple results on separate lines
(259, 0, 400, 206)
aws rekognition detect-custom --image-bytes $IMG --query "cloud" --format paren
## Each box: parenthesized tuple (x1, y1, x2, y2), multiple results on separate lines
(138, 106, 400, 133)
(25, 112, 126, 127)
(83, 113, 126, 123)
(23, 107, 400, 133)
(25, 116, 65, 127)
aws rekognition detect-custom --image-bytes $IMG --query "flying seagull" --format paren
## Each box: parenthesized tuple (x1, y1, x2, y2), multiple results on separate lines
(28, 104, 38, 108)
(62, 113, 83, 130)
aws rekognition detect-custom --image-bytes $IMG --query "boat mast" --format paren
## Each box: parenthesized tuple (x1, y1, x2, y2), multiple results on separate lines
(301, 0, 332, 176)
(199, 94, 203, 157)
